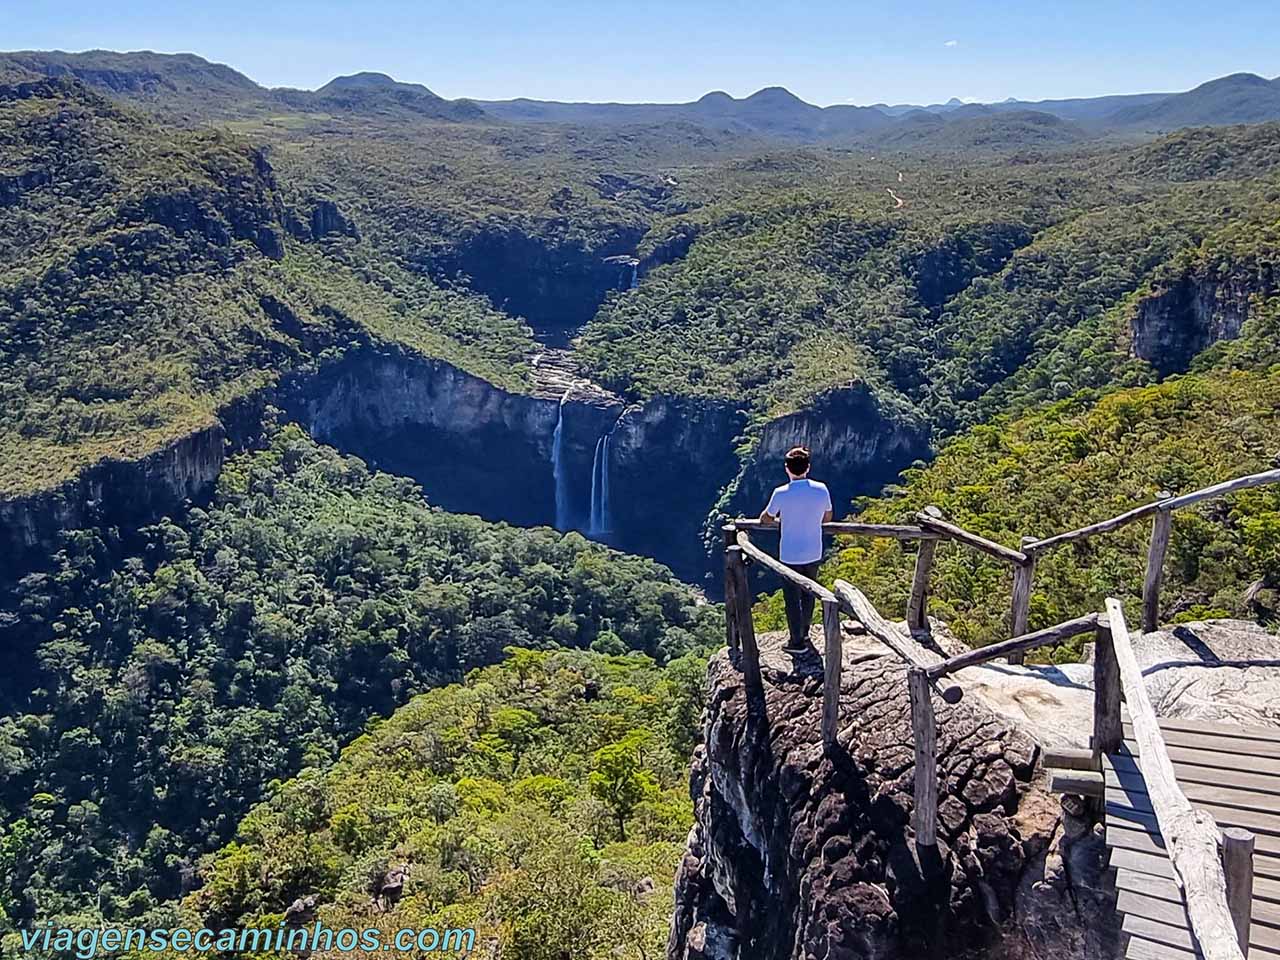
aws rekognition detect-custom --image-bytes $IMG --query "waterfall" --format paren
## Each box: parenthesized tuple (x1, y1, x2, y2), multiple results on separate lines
(551, 388, 572, 529)
(588, 431, 614, 537)
(589, 436, 604, 534)
(600, 432, 612, 531)
(629, 263, 638, 289)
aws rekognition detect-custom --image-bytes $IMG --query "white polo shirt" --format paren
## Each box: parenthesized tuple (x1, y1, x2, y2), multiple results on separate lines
(764, 478, 832, 564)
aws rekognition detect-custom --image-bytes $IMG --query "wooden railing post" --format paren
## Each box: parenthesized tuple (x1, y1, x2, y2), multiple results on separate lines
(1009, 537, 1037, 664)
(722, 525, 739, 652)
(1142, 492, 1172, 633)
(726, 546, 762, 693)
(1223, 827, 1255, 956)
(821, 598, 842, 750)
(901, 514, 942, 634)
(1091, 619, 1122, 770)
(907, 668, 937, 847)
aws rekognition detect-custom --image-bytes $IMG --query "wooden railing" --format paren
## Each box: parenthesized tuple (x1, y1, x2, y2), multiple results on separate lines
(723, 507, 1263, 955)
(1022, 467, 1280, 633)
(737, 466, 1280, 662)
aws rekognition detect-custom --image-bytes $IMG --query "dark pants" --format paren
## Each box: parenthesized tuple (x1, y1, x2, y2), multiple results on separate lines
(782, 561, 820, 646)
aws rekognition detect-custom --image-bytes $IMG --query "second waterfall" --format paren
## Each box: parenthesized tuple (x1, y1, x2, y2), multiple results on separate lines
(588, 432, 613, 536)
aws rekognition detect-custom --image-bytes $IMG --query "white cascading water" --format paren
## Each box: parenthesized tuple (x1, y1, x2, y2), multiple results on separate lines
(629, 263, 638, 289)
(551, 388, 572, 529)
(600, 432, 612, 531)
(588, 432, 613, 536)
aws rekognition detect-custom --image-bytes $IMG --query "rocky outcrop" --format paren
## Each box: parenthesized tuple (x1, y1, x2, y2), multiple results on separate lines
(1130, 269, 1274, 374)
(669, 629, 1120, 960)
(970, 618, 1280, 740)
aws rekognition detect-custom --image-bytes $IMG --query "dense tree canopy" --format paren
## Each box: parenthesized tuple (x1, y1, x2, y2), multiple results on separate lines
(0, 426, 718, 931)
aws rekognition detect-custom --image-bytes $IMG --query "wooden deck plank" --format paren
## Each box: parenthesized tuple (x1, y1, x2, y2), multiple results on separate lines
(1110, 845, 1176, 880)
(1105, 767, 1280, 822)
(1124, 723, 1280, 760)
(1110, 753, 1280, 798)
(1106, 788, 1280, 841)
(1123, 710, 1280, 744)
(1116, 868, 1184, 904)
(1160, 743, 1280, 778)
(1117, 888, 1193, 929)
(1125, 935, 1200, 960)
(1106, 714, 1280, 957)
(1122, 913, 1197, 951)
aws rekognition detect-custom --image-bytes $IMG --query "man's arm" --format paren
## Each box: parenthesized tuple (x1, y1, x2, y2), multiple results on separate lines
(760, 489, 780, 525)
(822, 509, 833, 523)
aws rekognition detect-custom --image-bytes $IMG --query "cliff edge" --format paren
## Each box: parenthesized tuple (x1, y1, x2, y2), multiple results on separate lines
(668, 627, 1120, 960)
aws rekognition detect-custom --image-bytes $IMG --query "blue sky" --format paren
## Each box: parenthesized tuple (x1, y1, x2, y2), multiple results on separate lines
(4, 0, 1278, 106)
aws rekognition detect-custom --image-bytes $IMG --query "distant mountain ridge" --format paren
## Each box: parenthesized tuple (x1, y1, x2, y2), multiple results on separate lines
(479, 71, 1280, 141)
(3, 48, 1280, 146)
(0, 50, 485, 122)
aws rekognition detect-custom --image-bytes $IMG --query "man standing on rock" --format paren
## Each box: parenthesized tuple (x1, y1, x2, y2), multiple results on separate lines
(759, 446, 833, 649)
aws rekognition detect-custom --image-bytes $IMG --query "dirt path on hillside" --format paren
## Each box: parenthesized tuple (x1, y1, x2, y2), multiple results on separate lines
(887, 188, 905, 208)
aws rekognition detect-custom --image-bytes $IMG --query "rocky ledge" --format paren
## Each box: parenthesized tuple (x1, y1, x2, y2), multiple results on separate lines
(668, 627, 1119, 960)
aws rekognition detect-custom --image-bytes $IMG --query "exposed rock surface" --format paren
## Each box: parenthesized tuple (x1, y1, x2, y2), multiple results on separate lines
(727, 385, 930, 531)
(952, 618, 1280, 746)
(669, 629, 1119, 960)
(1130, 269, 1273, 374)
(0, 391, 269, 581)
(282, 347, 619, 528)
(422, 222, 648, 332)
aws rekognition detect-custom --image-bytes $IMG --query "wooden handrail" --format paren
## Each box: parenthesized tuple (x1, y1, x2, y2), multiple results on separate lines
(833, 580, 963, 705)
(735, 530, 836, 602)
(915, 513, 1028, 564)
(1105, 598, 1245, 960)
(1025, 467, 1280, 556)
(732, 518, 940, 539)
(833, 580, 941, 668)
(925, 613, 1099, 679)
(1163, 467, 1280, 511)
(1023, 501, 1164, 554)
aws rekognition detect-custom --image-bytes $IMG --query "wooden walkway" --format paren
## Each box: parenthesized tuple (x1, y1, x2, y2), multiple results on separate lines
(1105, 713, 1280, 959)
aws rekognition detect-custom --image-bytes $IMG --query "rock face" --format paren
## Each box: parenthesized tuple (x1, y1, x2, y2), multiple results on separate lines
(668, 630, 1120, 960)
(609, 396, 748, 581)
(727, 385, 930, 527)
(283, 347, 622, 528)
(0, 392, 269, 581)
(1130, 269, 1273, 374)
(423, 222, 649, 333)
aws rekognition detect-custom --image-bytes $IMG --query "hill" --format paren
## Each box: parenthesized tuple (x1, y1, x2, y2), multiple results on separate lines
(0, 70, 540, 503)
(0, 50, 487, 123)
(1109, 72, 1280, 130)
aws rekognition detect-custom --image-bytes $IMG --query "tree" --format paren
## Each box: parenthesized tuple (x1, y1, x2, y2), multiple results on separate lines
(587, 731, 657, 841)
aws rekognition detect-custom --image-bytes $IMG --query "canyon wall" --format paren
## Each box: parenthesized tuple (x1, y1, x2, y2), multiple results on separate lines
(726, 385, 929, 534)
(0, 355, 929, 588)
(0, 392, 268, 581)
(1130, 267, 1274, 374)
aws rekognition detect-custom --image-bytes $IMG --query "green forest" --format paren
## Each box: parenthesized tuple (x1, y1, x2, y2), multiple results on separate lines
(3, 47, 1280, 960)
(0, 426, 717, 937)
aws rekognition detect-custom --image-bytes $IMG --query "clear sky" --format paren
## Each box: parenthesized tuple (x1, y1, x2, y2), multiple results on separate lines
(4, 0, 1278, 106)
